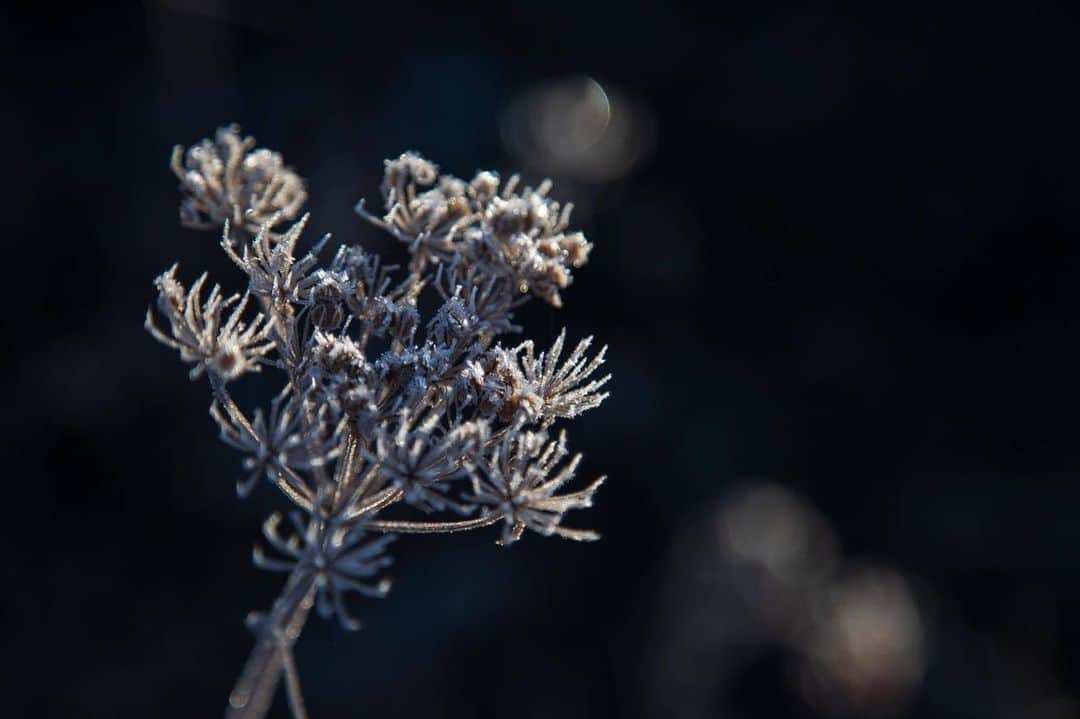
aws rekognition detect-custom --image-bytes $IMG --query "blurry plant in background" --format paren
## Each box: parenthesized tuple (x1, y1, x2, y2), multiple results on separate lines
(642, 482, 926, 718)
(501, 75, 655, 187)
(800, 566, 925, 715)
(147, 126, 611, 718)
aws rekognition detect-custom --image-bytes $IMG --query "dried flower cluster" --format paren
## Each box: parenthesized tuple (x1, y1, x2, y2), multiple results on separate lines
(147, 126, 610, 719)
(171, 124, 307, 236)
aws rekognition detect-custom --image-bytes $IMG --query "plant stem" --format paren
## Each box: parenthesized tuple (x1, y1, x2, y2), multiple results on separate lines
(225, 568, 317, 719)
(365, 514, 503, 534)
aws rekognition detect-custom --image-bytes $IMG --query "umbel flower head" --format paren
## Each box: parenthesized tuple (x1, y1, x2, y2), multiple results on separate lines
(515, 329, 610, 428)
(253, 511, 396, 631)
(171, 124, 307, 236)
(211, 388, 343, 500)
(467, 428, 605, 545)
(147, 126, 612, 719)
(356, 151, 593, 307)
(365, 407, 483, 515)
(145, 264, 275, 381)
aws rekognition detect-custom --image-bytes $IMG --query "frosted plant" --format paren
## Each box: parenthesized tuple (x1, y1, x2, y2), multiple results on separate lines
(466, 428, 605, 545)
(145, 265, 276, 381)
(171, 124, 306, 235)
(146, 126, 611, 719)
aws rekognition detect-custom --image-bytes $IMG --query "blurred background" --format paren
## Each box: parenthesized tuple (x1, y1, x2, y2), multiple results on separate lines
(6, 1, 1080, 717)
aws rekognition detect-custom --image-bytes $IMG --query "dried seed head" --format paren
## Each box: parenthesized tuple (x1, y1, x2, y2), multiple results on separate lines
(469, 171, 500, 202)
(145, 265, 275, 382)
(150, 131, 613, 691)
(171, 125, 306, 236)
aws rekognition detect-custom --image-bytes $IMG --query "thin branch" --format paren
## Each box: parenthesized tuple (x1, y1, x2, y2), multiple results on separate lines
(271, 470, 315, 512)
(364, 513, 503, 534)
(342, 487, 404, 524)
(280, 646, 309, 719)
(210, 374, 258, 440)
(350, 462, 384, 506)
(226, 571, 316, 719)
(330, 427, 360, 511)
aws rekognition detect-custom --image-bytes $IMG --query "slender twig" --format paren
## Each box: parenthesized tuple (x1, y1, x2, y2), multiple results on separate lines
(330, 428, 360, 510)
(226, 570, 316, 719)
(365, 514, 503, 534)
(210, 375, 257, 439)
(280, 646, 309, 719)
(342, 487, 404, 524)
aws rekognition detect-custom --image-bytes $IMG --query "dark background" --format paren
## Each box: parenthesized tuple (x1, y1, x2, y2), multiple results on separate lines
(7, 1, 1080, 717)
